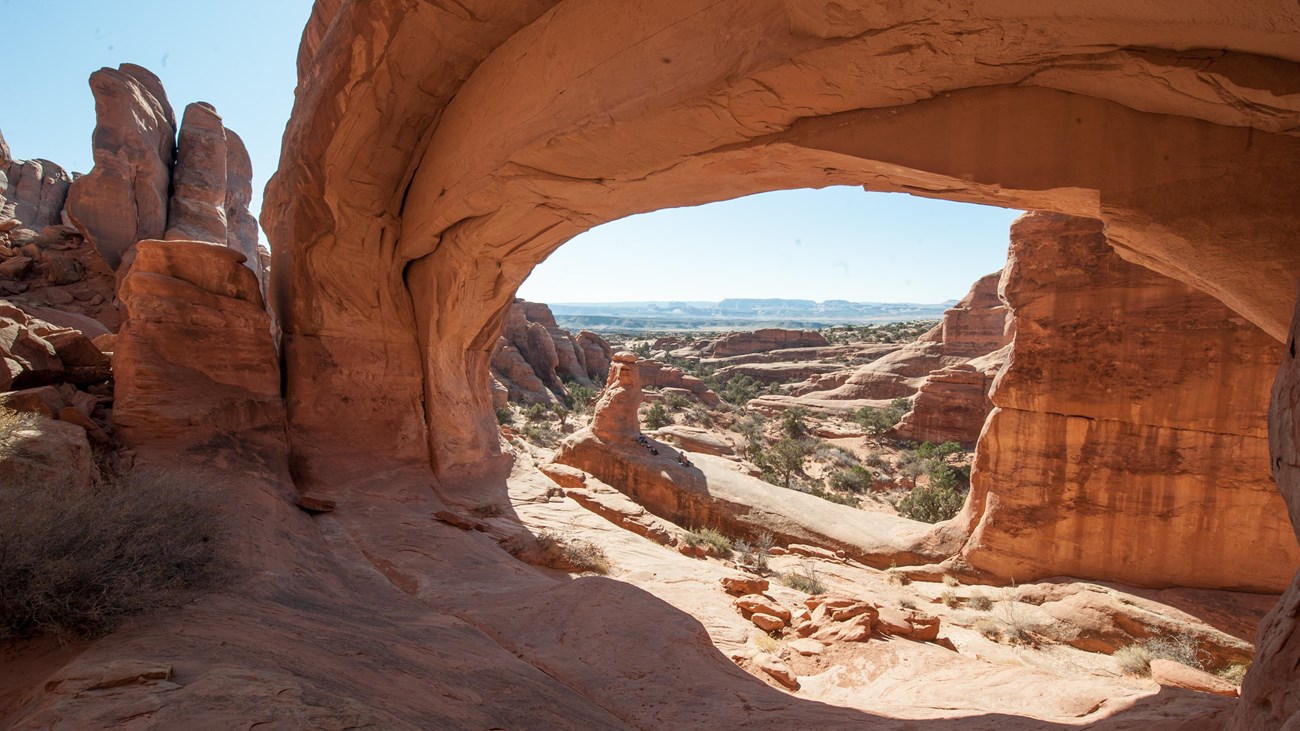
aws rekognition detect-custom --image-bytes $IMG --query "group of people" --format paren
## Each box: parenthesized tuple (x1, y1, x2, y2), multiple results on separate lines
(634, 433, 693, 468)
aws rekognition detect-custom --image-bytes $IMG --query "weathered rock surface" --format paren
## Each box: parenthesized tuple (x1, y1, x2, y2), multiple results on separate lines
(954, 213, 1297, 593)
(706, 329, 829, 358)
(0, 414, 93, 488)
(0, 301, 110, 390)
(165, 102, 229, 244)
(638, 359, 720, 407)
(65, 65, 176, 271)
(491, 299, 610, 405)
(112, 240, 283, 453)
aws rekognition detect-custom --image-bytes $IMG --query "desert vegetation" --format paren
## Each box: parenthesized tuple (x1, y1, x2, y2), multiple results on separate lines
(0, 468, 223, 640)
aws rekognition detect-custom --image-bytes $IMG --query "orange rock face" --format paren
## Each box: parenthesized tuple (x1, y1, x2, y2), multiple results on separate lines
(113, 240, 283, 454)
(955, 213, 1297, 593)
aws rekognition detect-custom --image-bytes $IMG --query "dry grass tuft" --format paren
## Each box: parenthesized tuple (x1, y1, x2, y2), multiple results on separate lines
(940, 589, 959, 607)
(0, 469, 223, 640)
(780, 561, 827, 594)
(1114, 644, 1153, 676)
(754, 631, 780, 653)
(503, 530, 611, 574)
(973, 617, 1000, 639)
(967, 590, 993, 611)
(942, 574, 959, 587)
(682, 527, 733, 559)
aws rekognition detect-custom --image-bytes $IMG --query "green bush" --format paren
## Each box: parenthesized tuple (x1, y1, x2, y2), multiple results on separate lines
(524, 403, 549, 423)
(0, 470, 222, 640)
(896, 481, 965, 523)
(643, 403, 672, 430)
(828, 465, 874, 493)
(915, 441, 963, 460)
(780, 408, 810, 440)
(566, 385, 599, 410)
(682, 527, 733, 558)
(495, 407, 514, 425)
(755, 438, 815, 488)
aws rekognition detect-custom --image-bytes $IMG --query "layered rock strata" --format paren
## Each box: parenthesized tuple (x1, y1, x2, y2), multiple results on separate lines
(954, 213, 1297, 593)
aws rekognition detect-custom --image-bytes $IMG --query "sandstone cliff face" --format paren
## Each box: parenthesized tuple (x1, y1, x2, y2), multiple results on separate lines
(955, 213, 1296, 593)
(705, 329, 829, 358)
(491, 299, 611, 405)
(112, 240, 283, 453)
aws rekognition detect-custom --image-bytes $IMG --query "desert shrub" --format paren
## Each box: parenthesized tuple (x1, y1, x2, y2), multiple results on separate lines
(928, 462, 971, 492)
(755, 438, 816, 488)
(780, 408, 810, 440)
(915, 441, 964, 460)
(780, 562, 826, 594)
(0, 470, 222, 640)
(683, 406, 714, 427)
(561, 540, 611, 574)
(799, 484, 861, 508)
(942, 574, 960, 587)
(683, 527, 733, 558)
(898, 598, 917, 610)
(643, 403, 672, 430)
(519, 424, 562, 447)
(863, 453, 887, 469)
(815, 443, 860, 468)
(1114, 644, 1153, 676)
(885, 565, 911, 586)
(967, 590, 993, 611)
(896, 481, 966, 523)
(472, 502, 504, 518)
(664, 393, 691, 412)
(1216, 663, 1249, 685)
(566, 385, 598, 411)
(734, 533, 773, 573)
(712, 374, 766, 407)
(940, 589, 959, 607)
(974, 617, 1001, 639)
(504, 531, 611, 574)
(1142, 634, 1209, 670)
(994, 598, 1030, 644)
(828, 465, 874, 493)
(632, 342, 653, 357)
(524, 403, 549, 423)
(494, 407, 514, 425)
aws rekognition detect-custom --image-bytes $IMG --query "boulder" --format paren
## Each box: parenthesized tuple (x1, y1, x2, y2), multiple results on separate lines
(1149, 660, 1239, 698)
(0, 415, 93, 489)
(751, 653, 798, 690)
(721, 576, 769, 596)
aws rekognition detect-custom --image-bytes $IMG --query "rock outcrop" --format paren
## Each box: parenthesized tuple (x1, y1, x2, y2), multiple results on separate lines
(112, 240, 283, 454)
(638, 359, 720, 407)
(165, 102, 229, 245)
(703, 329, 829, 358)
(751, 271, 1011, 445)
(491, 299, 610, 405)
(64, 65, 176, 271)
(953, 213, 1297, 593)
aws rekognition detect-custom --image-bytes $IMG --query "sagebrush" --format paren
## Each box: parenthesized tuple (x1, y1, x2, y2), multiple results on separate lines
(0, 469, 223, 640)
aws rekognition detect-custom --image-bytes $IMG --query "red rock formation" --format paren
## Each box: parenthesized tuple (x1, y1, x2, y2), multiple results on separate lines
(954, 213, 1296, 593)
(491, 299, 611, 405)
(259, 5, 1300, 722)
(112, 240, 283, 453)
(706, 328, 829, 358)
(753, 270, 1011, 435)
(65, 65, 176, 270)
(165, 102, 229, 244)
(638, 359, 720, 407)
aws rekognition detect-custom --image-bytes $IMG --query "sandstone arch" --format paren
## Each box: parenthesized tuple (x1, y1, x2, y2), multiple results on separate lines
(265, 5, 1300, 724)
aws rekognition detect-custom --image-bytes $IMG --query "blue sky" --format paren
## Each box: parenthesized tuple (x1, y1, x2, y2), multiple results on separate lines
(5, 1, 1020, 304)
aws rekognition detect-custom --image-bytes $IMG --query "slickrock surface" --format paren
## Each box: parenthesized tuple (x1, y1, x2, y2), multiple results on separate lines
(953, 213, 1296, 593)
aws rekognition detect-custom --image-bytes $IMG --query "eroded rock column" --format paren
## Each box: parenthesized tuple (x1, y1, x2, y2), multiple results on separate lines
(957, 212, 1297, 592)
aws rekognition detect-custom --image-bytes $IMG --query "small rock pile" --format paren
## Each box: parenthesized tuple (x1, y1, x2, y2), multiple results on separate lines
(723, 575, 947, 691)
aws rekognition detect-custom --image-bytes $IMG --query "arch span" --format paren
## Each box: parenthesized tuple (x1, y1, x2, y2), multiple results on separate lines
(264, 5, 1300, 724)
